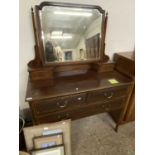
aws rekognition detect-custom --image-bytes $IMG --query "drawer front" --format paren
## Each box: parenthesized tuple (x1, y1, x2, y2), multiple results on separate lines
(34, 93, 86, 115)
(87, 87, 127, 103)
(36, 98, 124, 124)
(96, 98, 124, 111)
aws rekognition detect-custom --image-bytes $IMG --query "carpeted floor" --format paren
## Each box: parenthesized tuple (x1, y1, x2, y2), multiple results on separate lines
(71, 113, 135, 155)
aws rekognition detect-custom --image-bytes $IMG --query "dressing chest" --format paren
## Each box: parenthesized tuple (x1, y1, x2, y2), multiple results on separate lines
(26, 2, 134, 131)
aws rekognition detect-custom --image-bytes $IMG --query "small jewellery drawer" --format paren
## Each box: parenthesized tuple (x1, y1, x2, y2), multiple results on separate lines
(87, 87, 127, 103)
(34, 93, 86, 115)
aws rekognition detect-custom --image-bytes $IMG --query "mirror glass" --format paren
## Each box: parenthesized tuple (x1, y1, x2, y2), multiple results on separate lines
(39, 5, 103, 63)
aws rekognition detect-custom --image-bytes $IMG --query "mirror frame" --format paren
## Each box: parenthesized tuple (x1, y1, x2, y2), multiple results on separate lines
(32, 1, 109, 66)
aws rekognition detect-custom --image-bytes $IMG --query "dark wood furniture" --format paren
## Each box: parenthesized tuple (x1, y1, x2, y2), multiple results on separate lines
(25, 2, 134, 131)
(26, 70, 133, 131)
(109, 52, 135, 123)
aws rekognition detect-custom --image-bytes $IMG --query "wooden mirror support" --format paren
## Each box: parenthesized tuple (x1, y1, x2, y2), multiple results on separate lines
(28, 2, 110, 81)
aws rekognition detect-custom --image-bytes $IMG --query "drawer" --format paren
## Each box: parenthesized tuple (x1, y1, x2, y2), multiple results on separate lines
(34, 93, 86, 115)
(36, 98, 124, 124)
(95, 98, 124, 112)
(37, 112, 71, 124)
(79, 98, 124, 116)
(87, 87, 127, 103)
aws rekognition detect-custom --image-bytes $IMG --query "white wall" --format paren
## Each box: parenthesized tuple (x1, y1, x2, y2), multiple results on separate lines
(76, 16, 101, 52)
(19, 0, 134, 110)
(76, 37, 86, 54)
(84, 16, 101, 39)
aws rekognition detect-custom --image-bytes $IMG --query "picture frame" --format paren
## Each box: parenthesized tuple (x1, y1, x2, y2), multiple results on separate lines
(33, 133, 64, 149)
(31, 145, 65, 155)
(23, 119, 71, 155)
(64, 51, 72, 60)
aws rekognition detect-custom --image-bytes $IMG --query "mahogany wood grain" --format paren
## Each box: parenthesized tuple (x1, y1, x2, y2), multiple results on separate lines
(91, 61, 115, 73)
(124, 86, 135, 121)
(26, 71, 131, 102)
(109, 51, 135, 125)
(34, 98, 125, 124)
(114, 52, 135, 79)
(25, 2, 134, 131)
(26, 69, 133, 130)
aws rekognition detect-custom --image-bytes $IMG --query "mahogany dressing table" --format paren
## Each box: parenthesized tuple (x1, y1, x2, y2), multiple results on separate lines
(25, 2, 134, 131)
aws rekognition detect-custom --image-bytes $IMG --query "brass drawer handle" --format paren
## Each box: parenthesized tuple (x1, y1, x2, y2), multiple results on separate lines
(58, 113, 69, 120)
(77, 97, 82, 101)
(36, 111, 40, 114)
(102, 104, 109, 110)
(102, 105, 109, 111)
(104, 92, 114, 99)
(76, 88, 79, 91)
(105, 107, 109, 111)
(102, 105, 105, 108)
(57, 101, 68, 108)
(102, 104, 111, 110)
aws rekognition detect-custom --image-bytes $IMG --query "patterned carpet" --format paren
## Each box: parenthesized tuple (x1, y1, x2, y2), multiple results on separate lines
(71, 113, 135, 155)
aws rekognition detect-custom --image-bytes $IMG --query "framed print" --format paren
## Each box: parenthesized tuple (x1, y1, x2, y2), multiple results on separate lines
(31, 145, 65, 155)
(23, 119, 71, 155)
(33, 133, 64, 149)
(64, 51, 72, 60)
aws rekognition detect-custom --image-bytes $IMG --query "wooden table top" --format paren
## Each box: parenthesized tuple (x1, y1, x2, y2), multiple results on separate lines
(26, 71, 132, 102)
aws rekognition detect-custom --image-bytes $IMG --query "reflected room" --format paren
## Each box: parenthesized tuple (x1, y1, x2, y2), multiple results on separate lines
(39, 6, 102, 62)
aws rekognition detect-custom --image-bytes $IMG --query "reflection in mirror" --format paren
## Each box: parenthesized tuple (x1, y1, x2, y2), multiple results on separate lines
(39, 5, 103, 63)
